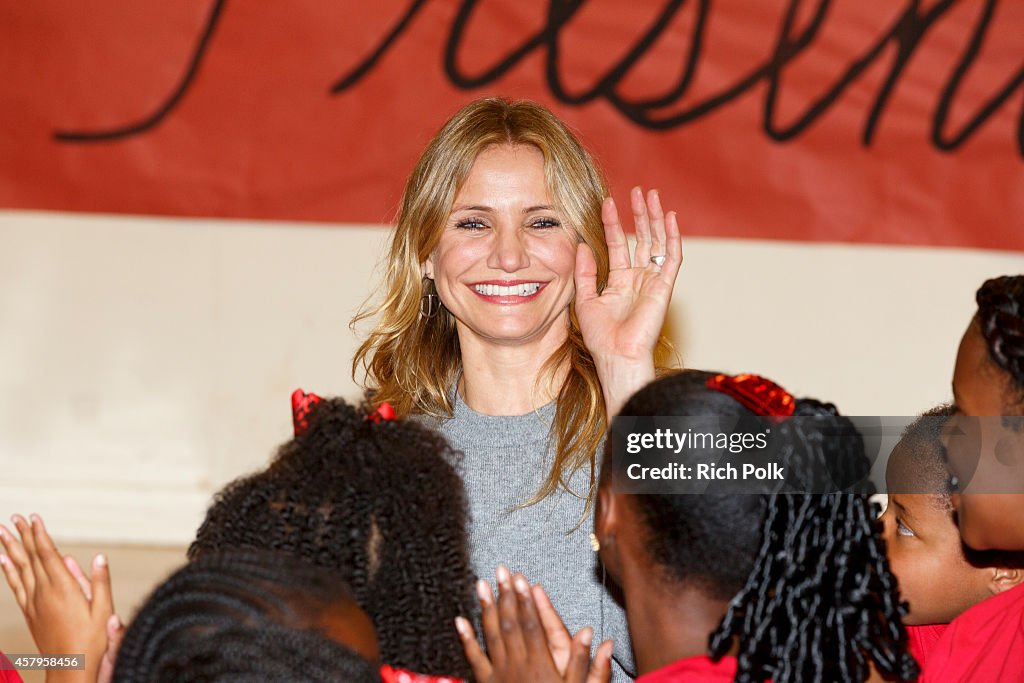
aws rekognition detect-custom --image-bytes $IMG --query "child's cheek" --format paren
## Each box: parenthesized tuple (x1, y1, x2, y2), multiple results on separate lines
(889, 545, 926, 610)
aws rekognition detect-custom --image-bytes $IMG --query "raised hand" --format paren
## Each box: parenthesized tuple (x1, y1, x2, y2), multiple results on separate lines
(575, 187, 682, 418)
(455, 566, 612, 683)
(0, 515, 115, 683)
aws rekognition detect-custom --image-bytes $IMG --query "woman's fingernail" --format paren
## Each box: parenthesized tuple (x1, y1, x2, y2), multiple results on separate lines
(0, 554, 9, 567)
(513, 574, 530, 595)
(94, 554, 107, 569)
(454, 616, 470, 638)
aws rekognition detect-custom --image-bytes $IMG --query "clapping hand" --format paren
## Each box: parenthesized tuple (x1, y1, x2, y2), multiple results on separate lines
(455, 566, 612, 683)
(0, 515, 120, 683)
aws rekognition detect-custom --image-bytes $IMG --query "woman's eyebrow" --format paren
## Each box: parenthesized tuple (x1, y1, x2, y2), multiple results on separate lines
(451, 204, 493, 212)
(523, 205, 555, 213)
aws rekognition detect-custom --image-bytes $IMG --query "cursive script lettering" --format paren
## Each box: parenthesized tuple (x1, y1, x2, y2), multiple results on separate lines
(55, 0, 1023, 156)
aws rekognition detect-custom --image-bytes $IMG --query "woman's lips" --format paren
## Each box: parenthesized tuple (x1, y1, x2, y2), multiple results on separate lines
(469, 280, 546, 303)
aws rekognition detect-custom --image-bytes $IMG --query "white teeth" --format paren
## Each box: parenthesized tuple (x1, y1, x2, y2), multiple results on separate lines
(474, 283, 542, 297)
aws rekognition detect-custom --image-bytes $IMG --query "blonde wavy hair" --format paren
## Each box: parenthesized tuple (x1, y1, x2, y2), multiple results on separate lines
(353, 97, 660, 510)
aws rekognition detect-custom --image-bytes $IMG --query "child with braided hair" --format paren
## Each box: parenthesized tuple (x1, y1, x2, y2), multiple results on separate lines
(919, 274, 1024, 682)
(458, 370, 918, 683)
(0, 521, 380, 683)
(944, 274, 1024, 550)
(112, 549, 382, 682)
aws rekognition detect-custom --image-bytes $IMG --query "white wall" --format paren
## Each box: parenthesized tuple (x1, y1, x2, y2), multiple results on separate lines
(1, 210, 1020, 544)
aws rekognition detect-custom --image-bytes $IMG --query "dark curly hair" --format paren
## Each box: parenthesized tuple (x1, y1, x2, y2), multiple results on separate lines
(188, 399, 475, 677)
(112, 550, 381, 682)
(976, 275, 1024, 409)
(611, 370, 918, 683)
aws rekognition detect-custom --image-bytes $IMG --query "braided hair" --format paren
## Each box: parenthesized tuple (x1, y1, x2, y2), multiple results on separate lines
(976, 275, 1024, 410)
(189, 399, 475, 677)
(613, 371, 918, 683)
(113, 550, 380, 682)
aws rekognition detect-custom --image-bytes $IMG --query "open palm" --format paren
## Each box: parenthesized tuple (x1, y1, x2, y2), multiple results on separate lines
(575, 187, 682, 407)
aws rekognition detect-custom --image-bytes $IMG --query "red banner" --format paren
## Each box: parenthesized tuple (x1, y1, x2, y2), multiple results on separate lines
(1, 1, 1022, 249)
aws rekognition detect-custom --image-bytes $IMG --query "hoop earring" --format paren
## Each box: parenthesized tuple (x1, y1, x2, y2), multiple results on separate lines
(420, 278, 440, 319)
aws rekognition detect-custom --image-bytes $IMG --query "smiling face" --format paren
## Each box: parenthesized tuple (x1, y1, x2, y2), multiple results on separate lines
(945, 320, 1024, 551)
(880, 489, 995, 624)
(424, 144, 578, 351)
(881, 426, 1001, 624)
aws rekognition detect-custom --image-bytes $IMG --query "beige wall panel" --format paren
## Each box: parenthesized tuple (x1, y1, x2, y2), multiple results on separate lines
(0, 210, 1020, 543)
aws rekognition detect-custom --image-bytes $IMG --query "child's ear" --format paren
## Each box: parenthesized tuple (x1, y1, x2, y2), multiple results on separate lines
(595, 486, 622, 576)
(989, 567, 1024, 596)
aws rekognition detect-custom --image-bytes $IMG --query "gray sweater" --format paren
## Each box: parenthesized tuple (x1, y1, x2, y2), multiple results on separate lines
(434, 393, 635, 681)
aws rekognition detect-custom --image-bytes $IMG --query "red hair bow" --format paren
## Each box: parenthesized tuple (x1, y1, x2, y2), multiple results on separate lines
(706, 373, 795, 419)
(367, 402, 397, 424)
(291, 388, 322, 436)
(379, 664, 462, 683)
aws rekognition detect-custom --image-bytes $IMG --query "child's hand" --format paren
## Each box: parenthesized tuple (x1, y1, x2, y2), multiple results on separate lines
(97, 612, 125, 683)
(455, 566, 612, 683)
(0, 514, 115, 682)
(53, 555, 125, 683)
(531, 584, 574, 674)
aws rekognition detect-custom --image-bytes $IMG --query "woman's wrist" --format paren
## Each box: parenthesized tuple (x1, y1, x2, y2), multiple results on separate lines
(597, 358, 656, 419)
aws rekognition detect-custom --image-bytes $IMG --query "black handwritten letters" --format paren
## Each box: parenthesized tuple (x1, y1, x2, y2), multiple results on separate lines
(56, 0, 1023, 156)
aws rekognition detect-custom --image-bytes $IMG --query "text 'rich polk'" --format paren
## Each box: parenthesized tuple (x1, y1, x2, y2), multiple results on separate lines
(626, 462, 785, 481)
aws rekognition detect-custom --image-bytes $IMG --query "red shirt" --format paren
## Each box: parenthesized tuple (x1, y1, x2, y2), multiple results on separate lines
(0, 650, 25, 683)
(636, 655, 738, 682)
(907, 624, 949, 672)
(921, 582, 1024, 682)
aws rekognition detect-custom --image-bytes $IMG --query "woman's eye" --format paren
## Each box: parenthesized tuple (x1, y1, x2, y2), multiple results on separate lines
(455, 219, 487, 230)
(529, 217, 561, 229)
(896, 517, 915, 537)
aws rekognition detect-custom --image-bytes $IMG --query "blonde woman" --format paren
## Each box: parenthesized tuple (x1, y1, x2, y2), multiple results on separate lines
(353, 98, 681, 681)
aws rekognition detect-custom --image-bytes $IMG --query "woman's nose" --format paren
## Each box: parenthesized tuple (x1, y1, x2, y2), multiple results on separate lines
(487, 228, 530, 272)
